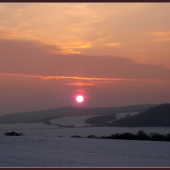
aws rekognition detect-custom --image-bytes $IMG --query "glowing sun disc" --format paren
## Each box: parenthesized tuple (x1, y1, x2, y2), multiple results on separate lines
(76, 95, 84, 103)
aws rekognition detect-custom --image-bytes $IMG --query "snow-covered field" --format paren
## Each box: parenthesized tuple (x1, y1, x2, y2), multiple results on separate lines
(49, 112, 139, 127)
(1, 135, 170, 167)
(50, 115, 95, 127)
(1, 112, 170, 167)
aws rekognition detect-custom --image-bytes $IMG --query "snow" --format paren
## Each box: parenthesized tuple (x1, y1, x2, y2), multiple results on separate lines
(1, 136, 170, 167)
(1, 113, 170, 167)
(50, 115, 96, 127)
(49, 112, 139, 128)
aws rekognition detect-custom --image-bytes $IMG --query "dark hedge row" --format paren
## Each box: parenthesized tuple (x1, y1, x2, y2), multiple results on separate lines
(72, 130, 170, 142)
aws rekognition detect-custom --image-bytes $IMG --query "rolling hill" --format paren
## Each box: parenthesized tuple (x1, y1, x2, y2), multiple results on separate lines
(105, 103, 170, 127)
(0, 104, 154, 124)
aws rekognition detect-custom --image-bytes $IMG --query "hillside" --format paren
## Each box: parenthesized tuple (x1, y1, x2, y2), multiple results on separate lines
(0, 104, 154, 124)
(105, 103, 170, 127)
(85, 114, 117, 125)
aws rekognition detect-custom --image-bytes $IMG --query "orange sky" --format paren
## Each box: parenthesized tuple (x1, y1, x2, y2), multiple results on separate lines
(0, 3, 170, 115)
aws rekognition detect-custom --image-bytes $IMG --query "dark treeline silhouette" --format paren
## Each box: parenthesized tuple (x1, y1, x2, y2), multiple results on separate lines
(72, 130, 170, 142)
(104, 103, 170, 127)
(85, 114, 116, 125)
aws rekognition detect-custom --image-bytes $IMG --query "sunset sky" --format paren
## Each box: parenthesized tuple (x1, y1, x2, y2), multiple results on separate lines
(0, 3, 170, 115)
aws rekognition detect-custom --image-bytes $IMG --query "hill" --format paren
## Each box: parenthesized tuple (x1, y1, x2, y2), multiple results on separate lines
(85, 114, 117, 126)
(0, 104, 154, 124)
(105, 103, 170, 127)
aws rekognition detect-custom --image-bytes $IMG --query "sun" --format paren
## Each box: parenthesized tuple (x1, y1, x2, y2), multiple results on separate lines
(76, 95, 84, 103)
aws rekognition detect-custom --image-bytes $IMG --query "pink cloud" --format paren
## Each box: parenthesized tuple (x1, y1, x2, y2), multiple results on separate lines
(0, 38, 170, 82)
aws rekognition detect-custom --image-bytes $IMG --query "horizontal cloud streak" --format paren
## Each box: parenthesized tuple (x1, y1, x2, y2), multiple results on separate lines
(0, 73, 169, 84)
(0, 38, 170, 81)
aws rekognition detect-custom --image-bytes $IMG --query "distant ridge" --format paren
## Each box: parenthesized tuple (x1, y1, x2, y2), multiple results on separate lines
(0, 104, 155, 124)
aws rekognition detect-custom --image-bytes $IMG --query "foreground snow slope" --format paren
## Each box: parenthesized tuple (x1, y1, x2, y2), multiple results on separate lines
(0, 136, 170, 167)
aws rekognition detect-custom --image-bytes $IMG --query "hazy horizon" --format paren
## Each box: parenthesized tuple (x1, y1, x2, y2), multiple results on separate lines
(0, 3, 170, 115)
(0, 103, 156, 116)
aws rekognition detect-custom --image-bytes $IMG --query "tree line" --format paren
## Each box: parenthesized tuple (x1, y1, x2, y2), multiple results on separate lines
(104, 103, 170, 127)
(72, 130, 170, 142)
